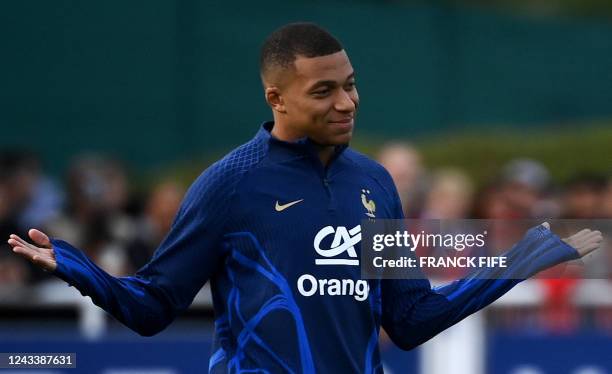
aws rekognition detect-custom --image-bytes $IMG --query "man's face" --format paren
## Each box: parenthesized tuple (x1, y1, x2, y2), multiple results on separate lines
(278, 50, 359, 145)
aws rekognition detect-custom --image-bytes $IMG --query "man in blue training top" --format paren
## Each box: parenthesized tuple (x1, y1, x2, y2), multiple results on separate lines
(7, 23, 603, 373)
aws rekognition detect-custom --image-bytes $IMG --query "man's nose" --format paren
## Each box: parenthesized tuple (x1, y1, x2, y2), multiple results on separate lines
(335, 90, 356, 112)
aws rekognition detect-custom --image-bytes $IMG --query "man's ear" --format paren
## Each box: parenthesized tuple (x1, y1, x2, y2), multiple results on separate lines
(265, 87, 286, 113)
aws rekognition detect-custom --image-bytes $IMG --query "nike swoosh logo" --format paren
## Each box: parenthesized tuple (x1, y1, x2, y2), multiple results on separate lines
(275, 199, 304, 212)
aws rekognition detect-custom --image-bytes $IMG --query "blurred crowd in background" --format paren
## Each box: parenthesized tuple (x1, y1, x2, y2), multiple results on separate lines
(0, 151, 185, 285)
(0, 144, 611, 334)
(377, 142, 612, 222)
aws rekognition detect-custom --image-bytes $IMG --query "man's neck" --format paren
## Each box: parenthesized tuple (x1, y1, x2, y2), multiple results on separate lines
(270, 123, 336, 166)
(315, 145, 335, 166)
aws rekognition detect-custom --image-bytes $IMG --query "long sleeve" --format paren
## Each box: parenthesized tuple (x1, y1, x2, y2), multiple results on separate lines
(381, 225, 579, 350)
(51, 163, 234, 336)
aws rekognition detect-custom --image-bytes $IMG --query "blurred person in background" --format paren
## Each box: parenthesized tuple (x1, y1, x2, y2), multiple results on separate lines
(498, 158, 555, 219)
(46, 155, 134, 276)
(419, 168, 476, 280)
(473, 182, 511, 220)
(10, 152, 63, 233)
(420, 168, 474, 220)
(377, 142, 426, 218)
(472, 159, 553, 255)
(376, 143, 431, 372)
(561, 173, 608, 219)
(0, 172, 30, 289)
(475, 159, 554, 250)
(603, 176, 612, 218)
(0, 151, 54, 287)
(125, 180, 184, 272)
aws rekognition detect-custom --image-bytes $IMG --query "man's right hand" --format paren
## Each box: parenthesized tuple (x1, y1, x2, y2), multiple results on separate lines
(7, 229, 57, 272)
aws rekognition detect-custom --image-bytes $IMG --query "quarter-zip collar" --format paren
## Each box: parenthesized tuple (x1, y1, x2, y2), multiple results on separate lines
(256, 121, 348, 166)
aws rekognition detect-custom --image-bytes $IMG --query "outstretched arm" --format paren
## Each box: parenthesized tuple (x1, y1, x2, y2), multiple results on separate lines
(381, 223, 602, 350)
(7, 166, 231, 336)
(9, 228, 182, 336)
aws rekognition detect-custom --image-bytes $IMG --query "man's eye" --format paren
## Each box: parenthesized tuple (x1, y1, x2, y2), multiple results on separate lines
(312, 90, 330, 96)
(345, 82, 356, 90)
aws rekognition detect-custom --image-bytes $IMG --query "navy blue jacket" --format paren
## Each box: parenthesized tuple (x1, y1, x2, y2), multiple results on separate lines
(52, 122, 578, 373)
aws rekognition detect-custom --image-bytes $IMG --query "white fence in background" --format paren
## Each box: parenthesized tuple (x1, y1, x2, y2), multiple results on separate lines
(1, 279, 611, 374)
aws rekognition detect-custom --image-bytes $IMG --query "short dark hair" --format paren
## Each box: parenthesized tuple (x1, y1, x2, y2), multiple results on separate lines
(259, 22, 343, 78)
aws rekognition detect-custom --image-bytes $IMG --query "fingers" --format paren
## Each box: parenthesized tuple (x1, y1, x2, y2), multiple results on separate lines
(8, 235, 41, 258)
(7, 237, 56, 272)
(28, 229, 51, 248)
(9, 241, 40, 261)
(584, 230, 603, 251)
(563, 228, 604, 257)
(563, 229, 596, 243)
(572, 229, 591, 239)
(8, 234, 36, 251)
(576, 229, 602, 243)
(10, 229, 54, 271)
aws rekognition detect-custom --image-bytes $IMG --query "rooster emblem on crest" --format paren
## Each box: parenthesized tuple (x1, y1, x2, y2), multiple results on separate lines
(361, 189, 376, 218)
